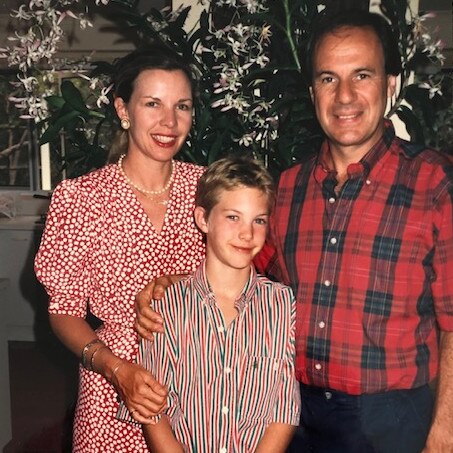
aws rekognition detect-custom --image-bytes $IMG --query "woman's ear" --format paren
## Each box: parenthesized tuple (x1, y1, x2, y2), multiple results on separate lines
(114, 97, 128, 120)
(194, 206, 208, 234)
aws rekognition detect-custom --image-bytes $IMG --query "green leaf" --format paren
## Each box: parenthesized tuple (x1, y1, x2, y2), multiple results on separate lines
(45, 95, 65, 109)
(60, 80, 90, 114)
(39, 111, 81, 145)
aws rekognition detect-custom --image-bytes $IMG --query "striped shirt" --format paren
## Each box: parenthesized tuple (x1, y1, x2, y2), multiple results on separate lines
(263, 121, 453, 395)
(118, 263, 300, 452)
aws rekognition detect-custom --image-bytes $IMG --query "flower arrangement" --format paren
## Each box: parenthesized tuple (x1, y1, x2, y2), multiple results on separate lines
(0, 0, 449, 179)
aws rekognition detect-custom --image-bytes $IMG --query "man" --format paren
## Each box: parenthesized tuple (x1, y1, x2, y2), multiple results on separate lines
(136, 8, 453, 453)
(263, 8, 453, 453)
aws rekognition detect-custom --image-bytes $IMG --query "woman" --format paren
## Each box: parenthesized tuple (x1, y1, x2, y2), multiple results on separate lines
(34, 47, 206, 452)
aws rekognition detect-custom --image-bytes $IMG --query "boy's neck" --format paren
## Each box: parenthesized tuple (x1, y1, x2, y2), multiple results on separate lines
(204, 260, 251, 327)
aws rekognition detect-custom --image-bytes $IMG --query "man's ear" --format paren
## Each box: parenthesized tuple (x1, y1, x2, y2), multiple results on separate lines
(387, 75, 397, 98)
(309, 86, 314, 103)
(194, 206, 208, 234)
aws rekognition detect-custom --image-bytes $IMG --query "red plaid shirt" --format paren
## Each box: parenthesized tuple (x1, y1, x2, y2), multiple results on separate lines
(262, 121, 453, 394)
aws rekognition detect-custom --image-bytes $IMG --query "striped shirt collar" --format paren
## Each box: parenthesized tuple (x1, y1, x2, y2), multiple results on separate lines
(314, 119, 398, 184)
(192, 261, 258, 313)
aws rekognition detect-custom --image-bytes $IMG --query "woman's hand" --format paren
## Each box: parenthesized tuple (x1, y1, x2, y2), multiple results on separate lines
(134, 275, 184, 340)
(110, 359, 168, 424)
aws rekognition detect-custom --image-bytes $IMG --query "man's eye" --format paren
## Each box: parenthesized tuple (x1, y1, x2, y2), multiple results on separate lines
(357, 73, 369, 80)
(321, 76, 335, 84)
(146, 101, 158, 107)
(227, 215, 238, 221)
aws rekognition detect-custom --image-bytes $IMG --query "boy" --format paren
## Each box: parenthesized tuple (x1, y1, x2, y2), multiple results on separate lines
(119, 155, 300, 452)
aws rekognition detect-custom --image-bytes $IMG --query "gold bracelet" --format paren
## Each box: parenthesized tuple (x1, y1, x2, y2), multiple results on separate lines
(111, 359, 125, 382)
(89, 344, 109, 373)
(81, 338, 104, 370)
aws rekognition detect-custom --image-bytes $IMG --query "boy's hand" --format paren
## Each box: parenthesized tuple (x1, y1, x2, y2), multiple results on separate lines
(134, 275, 177, 340)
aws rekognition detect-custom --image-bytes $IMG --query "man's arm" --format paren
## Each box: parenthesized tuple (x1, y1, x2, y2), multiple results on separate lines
(423, 331, 453, 452)
(143, 417, 185, 453)
(255, 423, 296, 453)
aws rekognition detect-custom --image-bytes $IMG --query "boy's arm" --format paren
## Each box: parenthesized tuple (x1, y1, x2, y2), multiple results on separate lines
(255, 423, 296, 453)
(143, 416, 185, 453)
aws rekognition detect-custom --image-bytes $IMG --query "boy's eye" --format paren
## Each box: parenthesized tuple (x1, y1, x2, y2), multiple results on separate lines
(146, 101, 158, 107)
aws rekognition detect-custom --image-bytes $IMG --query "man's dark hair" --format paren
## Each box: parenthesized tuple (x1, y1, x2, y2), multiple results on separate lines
(304, 9, 402, 81)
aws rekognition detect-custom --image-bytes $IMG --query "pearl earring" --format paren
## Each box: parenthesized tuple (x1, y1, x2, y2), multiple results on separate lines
(120, 118, 130, 130)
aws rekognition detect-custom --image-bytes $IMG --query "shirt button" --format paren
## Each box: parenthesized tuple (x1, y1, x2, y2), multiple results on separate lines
(318, 321, 326, 328)
(330, 237, 337, 245)
(324, 280, 331, 287)
(220, 448, 227, 453)
(366, 179, 371, 185)
(325, 391, 332, 400)
(328, 197, 336, 204)
(224, 367, 231, 374)
(222, 406, 229, 415)
(217, 325, 224, 333)
(315, 363, 322, 370)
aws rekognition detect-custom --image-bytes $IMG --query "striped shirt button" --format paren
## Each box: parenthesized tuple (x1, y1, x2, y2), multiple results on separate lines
(315, 363, 322, 370)
(222, 406, 229, 415)
(220, 448, 227, 453)
(217, 325, 225, 333)
(324, 280, 331, 287)
(224, 367, 231, 374)
(328, 197, 336, 204)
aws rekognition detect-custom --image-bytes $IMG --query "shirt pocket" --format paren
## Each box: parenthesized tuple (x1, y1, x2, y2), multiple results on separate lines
(238, 355, 284, 423)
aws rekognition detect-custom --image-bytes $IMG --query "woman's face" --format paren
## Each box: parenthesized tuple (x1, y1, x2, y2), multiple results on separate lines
(114, 68, 193, 163)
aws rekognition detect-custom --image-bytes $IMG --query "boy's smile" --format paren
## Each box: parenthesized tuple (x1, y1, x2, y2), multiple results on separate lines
(195, 186, 269, 274)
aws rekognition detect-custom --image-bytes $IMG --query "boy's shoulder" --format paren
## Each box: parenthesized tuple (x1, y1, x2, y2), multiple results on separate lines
(255, 273, 294, 298)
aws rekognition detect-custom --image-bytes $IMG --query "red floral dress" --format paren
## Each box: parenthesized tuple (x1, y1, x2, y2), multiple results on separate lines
(35, 161, 206, 452)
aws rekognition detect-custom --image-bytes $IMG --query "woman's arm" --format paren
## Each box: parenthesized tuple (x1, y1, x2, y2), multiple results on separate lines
(50, 313, 168, 422)
(134, 275, 187, 340)
(143, 417, 185, 453)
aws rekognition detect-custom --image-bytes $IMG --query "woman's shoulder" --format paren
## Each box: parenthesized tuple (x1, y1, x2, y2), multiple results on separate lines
(53, 164, 119, 200)
(175, 161, 205, 179)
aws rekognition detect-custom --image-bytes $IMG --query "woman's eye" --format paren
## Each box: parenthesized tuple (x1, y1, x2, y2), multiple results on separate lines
(255, 218, 268, 225)
(227, 215, 238, 221)
(146, 101, 158, 107)
(177, 103, 192, 111)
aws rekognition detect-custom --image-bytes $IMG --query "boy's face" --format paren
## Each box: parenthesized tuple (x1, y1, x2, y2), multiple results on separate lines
(195, 186, 269, 272)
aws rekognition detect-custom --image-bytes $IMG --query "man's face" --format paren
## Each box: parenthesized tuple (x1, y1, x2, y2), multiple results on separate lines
(310, 26, 396, 159)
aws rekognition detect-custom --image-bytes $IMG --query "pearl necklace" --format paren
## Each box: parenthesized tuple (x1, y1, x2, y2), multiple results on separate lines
(117, 154, 175, 199)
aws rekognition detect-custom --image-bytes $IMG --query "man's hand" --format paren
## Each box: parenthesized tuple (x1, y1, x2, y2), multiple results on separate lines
(134, 275, 181, 340)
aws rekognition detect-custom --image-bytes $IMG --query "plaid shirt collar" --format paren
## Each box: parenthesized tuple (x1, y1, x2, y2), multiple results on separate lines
(314, 119, 402, 184)
(192, 261, 258, 313)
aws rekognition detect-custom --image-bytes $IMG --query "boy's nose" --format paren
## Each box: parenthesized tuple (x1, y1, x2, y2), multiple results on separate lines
(239, 224, 253, 241)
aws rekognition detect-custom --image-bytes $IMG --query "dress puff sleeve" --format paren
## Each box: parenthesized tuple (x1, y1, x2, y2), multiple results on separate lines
(34, 177, 102, 318)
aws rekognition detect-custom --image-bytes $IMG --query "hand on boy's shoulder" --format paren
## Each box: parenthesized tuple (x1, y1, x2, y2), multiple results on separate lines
(134, 275, 179, 340)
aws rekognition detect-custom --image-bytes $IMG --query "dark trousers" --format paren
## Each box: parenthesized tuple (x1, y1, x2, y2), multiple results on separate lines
(287, 382, 434, 453)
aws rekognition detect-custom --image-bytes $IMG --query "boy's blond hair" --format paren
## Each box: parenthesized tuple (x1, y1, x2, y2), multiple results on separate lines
(195, 155, 276, 217)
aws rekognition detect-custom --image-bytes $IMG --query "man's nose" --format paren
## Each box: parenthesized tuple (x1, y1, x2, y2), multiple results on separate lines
(335, 80, 356, 104)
